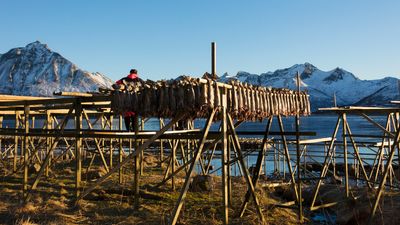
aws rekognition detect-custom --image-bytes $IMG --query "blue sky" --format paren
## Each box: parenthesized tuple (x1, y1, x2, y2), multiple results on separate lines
(1, 0, 399, 81)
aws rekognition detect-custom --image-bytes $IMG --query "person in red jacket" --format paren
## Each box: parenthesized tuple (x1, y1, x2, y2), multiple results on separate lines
(116, 69, 139, 85)
(116, 69, 140, 131)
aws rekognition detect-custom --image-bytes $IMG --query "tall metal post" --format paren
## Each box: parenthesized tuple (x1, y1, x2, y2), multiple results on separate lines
(211, 42, 216, 79)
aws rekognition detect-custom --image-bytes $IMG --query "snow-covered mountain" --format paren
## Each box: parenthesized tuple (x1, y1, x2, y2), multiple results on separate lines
(0, 41, 113, 96)
(220, 63, 400, 112)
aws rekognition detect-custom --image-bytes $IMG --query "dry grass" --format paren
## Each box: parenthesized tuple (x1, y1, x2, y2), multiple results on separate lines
(15, 217, 38, 225)
(0, 155, 307, 225)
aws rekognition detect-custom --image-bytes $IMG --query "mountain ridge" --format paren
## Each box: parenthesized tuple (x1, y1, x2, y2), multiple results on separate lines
(0, 41, 113, 96)
(220, 62, 400, 111)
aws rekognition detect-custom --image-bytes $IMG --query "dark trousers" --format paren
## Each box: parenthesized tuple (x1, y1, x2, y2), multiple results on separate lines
(124, 116, 137, 132)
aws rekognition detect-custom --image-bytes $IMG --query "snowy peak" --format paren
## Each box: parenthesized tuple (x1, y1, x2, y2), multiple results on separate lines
(323, 67, 357, 83)
(220, 63, 399, 111)
(0, 41, 113, 96)
(25, 41, 51, 53)
(300, 63, 317, 80)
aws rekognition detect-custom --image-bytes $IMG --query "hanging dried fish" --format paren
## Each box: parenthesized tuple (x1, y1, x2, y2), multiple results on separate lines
(194, 79, 202, 109)
(111, 75, 311, 120)
(207, 78, 214, 109)
(250, 86, 256, 118)
(186, 82, 196, 113)
(260, 88, 266, 118)
(283, 92, 289, 116)
(214, 80, 220, 108)
(231, 81, 238, 116)
(169, 85, 176, 116)
(176, 84, 185, 112)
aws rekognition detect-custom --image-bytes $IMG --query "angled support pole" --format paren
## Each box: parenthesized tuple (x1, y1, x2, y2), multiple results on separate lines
(170, 109, 216, 225)
(344, 121, 373, 189)
(227, 114, 265, 223)
(370, 124, 400, 220)
(82, 110, 109, 172)
(277, 115, 299, 201)
(310, 115, 342, 210)
(239, 115, 273, 217)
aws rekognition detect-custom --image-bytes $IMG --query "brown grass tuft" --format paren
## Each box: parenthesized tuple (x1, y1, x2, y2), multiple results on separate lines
(15, 217, 38, 225)
(15, 203, 38, 214)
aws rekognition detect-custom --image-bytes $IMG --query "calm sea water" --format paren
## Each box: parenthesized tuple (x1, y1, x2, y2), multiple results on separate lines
(3, 114, 390, 175)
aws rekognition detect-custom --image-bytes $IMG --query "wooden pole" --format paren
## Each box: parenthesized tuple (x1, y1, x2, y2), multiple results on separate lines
(159, 118, 164, 164)
(24, 107, 74, 202)
(109, 115, 113, 168)
(227, 128, 232, 206)
(310, 115, 342, 209)
(221, 88, 229, 225)
(0, 116, 2, 160)
(345, 122, 373, 189)
(134, 114, 140, 210)
(13, 112, 19, 172)
(75, 99, 82, 198)
(239, 116, 273, 217)
(77, 113, 187, 202)
(370, 125, 400, 220)
(295, 72, 303, 222)
(172, 139, 176, 191)
(82, 111, 109, 172)
(227, 114, 265, 223)
(45, 111, 51, 177)
(342, 113, 349, 197)
(170, 110, 216, 225)
(140, 116, 144, 175)
(119, 115, 123, 184)
(23, 105, 30, 199)
(277, 115, 299, 201)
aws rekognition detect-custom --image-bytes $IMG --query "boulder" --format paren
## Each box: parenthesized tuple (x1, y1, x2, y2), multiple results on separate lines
(190, 175, 215, 192)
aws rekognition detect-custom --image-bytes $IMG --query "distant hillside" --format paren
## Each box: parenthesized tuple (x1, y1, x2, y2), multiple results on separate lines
(0, 41, 113, 96)
(220, 63, 400, 111)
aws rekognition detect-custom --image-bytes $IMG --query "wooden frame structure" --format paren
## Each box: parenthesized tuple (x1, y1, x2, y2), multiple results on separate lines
(309, 106, 400, 222)
(0, 85, 312, 225)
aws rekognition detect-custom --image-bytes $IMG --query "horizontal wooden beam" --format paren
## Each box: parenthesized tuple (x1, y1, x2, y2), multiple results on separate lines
(319, 106, 400, 112)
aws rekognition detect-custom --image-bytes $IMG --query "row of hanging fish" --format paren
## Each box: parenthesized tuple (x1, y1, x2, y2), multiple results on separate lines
(111, 75, 311, 121)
